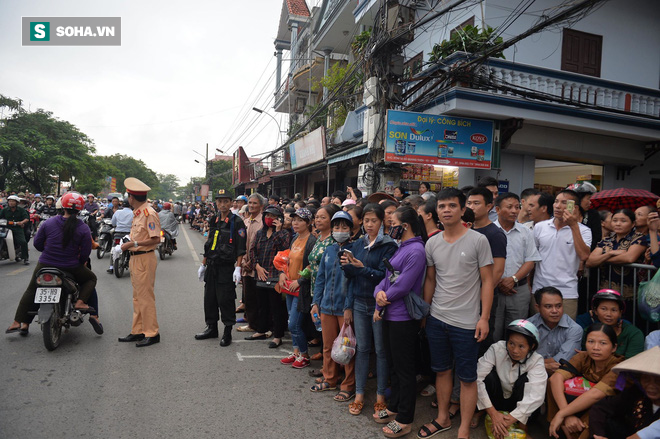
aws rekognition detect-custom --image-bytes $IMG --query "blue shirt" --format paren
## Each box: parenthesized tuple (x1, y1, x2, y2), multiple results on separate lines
(111, 207, 133, 233)
(646, 330, 660, 350)
(637, 419, 660, 439)
(527, 313, 583, 363)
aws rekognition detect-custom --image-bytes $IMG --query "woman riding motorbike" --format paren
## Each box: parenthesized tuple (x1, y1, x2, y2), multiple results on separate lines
(5, 192, 97, 336)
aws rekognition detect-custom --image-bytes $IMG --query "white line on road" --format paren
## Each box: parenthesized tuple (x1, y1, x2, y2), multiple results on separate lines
(180, 226, 200, 264)
(236, 352, 287, 362)
(7, 266, 30, 276)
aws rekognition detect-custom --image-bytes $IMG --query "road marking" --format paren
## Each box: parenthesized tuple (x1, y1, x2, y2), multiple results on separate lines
(7, 266, 30, 276)
(180, 226, 200, 264)
(236, 352, 287, 362)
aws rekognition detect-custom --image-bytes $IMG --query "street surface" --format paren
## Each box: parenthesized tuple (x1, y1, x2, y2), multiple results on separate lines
(0, 226, 531, 438)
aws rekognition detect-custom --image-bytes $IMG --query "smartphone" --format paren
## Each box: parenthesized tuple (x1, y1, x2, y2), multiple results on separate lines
(567, 199, 575, 213)
(338, 249, 352, 259)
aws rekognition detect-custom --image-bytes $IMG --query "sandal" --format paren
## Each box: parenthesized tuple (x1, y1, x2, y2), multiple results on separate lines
(374, 401, 387, 414)
(470, 411, 484, 429)
(314, 376, 326, 384)
(417, 420, 451, 439)
(374, 409, 397, 424)
(448, 402, 460, 419)
(349, 400, 363, 415)
(308, 339, 321, 347)
(5, 325, 20, 334)
(308, 368, 323, 378)
(310, 381, 336, 392)
(420, 384, 436, 397)
(333, 390, 355, 402)
(384, 421, 411, 438)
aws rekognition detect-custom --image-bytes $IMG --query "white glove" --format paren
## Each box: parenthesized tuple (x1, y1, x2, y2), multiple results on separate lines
(232, 266, 242, 284)
(197, 265, 206, 282)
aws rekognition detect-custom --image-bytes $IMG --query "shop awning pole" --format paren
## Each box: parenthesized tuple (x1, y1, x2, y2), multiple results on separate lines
(492, 121, 501, 170)
(326, 163, 330, 196)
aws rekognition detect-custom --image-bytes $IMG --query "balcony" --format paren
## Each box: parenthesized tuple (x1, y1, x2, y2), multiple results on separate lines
(404, 52, 660, 131)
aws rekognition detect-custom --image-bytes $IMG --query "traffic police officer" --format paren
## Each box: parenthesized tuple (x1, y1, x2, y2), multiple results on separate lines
(118, 177, 162, 347)
(195, 190, 246, 346)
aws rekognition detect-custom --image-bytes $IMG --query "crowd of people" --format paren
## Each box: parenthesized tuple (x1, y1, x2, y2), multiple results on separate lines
(3, 180, 660, 438)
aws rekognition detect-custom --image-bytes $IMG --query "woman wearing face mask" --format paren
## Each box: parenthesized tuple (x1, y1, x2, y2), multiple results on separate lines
(310, 211, 356, 402)
(548, 322, 624, 439)
(576, 289, 644, 359)
(341, 203, 397, 417)
(589, 346, 660, 439)
(245, 205, 291, 347)
(475, 320, 547, 439)
(372, 206, 427, 438)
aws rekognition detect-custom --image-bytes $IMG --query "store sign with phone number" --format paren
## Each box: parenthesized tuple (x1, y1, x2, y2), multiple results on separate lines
(385, 110, 494, 169)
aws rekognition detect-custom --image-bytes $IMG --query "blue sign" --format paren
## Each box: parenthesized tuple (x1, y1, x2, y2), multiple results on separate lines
(385, 110, 494, 169)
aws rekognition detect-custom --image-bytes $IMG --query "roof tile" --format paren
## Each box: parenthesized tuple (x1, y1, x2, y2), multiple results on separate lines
(287, 0, 310, 17)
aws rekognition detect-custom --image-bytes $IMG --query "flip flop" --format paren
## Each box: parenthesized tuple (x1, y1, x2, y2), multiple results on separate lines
(244, 334, 267, 340)
(384, 421, 412, 438)
(89, 318, 104, 335)
(5, 326, 20, 334)
(420, 384, 436, 397)
(417, 420, 451, 439)
(374, 409, 397, 424)
(349, 400, 363, 415)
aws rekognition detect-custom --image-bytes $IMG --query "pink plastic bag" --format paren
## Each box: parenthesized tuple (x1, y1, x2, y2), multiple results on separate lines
(331, 323, 356, 365)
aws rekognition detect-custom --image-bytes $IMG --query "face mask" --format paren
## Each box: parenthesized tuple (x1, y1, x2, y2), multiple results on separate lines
(332, 231, 350, 243)
(264, 217, 275, 228)
(389, 225, 405, 240)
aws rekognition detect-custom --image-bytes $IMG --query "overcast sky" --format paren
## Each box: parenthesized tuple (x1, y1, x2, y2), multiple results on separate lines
(0, 0, 296, 186)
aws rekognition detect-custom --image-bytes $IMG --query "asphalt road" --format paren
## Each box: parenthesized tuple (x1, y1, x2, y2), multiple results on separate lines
(0, 225, 542, 439)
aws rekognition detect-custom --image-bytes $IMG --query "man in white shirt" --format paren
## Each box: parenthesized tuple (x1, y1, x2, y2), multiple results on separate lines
(494, 193, 541, 341)
(108, 200, 133, 273)
(532, 190, 591, 320)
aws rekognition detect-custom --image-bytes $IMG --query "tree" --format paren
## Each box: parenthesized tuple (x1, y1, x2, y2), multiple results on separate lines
(152, 173, 180, 201)
(209, 159, 233, 196)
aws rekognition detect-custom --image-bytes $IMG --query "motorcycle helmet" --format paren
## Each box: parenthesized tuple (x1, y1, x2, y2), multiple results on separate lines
(55, 197, 63, 210)
(7, 195, 20, 202)
(61, 192, 86, 211)
(163, 202, 172, 210)
(87, 193, 94, 198)
(34, 193, 41, 198)
(263, 205, 283, 218)
(592, 288, 625, 313)
(46, 195, 55, 201)
(505, 319, 540, 362)
(571, 182, 598, 194)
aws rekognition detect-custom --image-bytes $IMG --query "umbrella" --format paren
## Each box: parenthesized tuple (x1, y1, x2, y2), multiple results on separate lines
(590, 188, 659, 211)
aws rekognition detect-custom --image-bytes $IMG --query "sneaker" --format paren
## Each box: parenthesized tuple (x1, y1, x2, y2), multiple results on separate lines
(292, 356, 310, 369)
(280, 353, 297, 365)
(23, 259, 29, 265)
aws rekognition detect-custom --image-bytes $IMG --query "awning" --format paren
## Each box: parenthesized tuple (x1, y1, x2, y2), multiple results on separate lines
(327, 144, 369, 165)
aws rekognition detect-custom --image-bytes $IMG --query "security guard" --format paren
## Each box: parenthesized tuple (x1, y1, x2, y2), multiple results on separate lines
(195, 190, 246, 346)
(0, 195, 30, 264)
(118, 177, 162, 347)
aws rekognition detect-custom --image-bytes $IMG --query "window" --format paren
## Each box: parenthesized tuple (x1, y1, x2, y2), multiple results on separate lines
(561, 28, 602, 77)
(403, 52, 423, 78)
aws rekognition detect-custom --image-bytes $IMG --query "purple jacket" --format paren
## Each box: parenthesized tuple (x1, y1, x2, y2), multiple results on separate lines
(34, 215, 92, 267)
(374, 236, 426, 321)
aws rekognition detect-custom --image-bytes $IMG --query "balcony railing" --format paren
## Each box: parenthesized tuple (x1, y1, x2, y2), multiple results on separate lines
(404, 52, 660, 119)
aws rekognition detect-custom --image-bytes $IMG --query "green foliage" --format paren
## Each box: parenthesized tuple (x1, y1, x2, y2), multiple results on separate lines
(312, 61, 364, 135)
(208, 159, 233, 196)
(428, 25, 505, 63)
(351, 29, 372, 57)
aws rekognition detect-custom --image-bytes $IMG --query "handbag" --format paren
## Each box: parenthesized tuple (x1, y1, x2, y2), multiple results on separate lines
(404, 291, 430, 320)
(256, 277, 279, 289)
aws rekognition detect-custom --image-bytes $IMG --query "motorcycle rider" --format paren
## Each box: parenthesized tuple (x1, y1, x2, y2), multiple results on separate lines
(0, 195, 30, 264)
(40, 195, 58, 218)
(31, 194, 44, 212)
(5, 192, 97, 335)
(84, 194, 100, 240)
(158, 202, 179, 250)
(104, 196, 121, 219)
(108, 198, 133, 273)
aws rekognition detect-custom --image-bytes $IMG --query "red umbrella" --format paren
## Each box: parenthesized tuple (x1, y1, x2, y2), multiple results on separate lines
(590, 188, 659, 211)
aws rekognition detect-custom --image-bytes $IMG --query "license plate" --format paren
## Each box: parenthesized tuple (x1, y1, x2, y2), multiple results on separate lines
(34, 287, 61, 304)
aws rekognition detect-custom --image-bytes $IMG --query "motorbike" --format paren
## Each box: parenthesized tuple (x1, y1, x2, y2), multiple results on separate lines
(34, 267, 92, 351)
(158, 230, 175, 260)
(96, 219, 115, 259)
(37, 213, 52, 231)
(0, 219, 17, 262)
(79, 209, 90, 227)
(28, 209, 40, 235)
(113, 234, 131, 278)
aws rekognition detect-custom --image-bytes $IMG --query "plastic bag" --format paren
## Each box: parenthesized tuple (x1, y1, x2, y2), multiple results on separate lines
(111, 244, 122, 260)
(638, 269, 660, 322)
(331, 323, 356, 365)
(273, 250, 289, 275)
(563, 376, 596, 396)
(197, 265, 206, 282)
(485, 411, 527, 439)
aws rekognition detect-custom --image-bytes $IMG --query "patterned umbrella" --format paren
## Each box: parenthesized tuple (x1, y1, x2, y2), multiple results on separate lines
(590, 188, 659, 211)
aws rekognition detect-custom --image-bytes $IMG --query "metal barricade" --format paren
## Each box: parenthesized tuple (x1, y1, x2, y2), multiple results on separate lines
(585, 262, 657, 331)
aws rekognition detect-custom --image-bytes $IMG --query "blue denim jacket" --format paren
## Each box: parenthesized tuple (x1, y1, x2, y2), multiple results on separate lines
(343, 232, 397, 309)
(312, 241, 353, 316)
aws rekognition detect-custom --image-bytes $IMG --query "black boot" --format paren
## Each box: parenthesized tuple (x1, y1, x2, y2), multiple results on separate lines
(194, 324, 218, 340)
(220, 326, 232, 347)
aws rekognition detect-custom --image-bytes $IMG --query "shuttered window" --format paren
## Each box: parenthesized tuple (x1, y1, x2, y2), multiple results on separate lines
(561, 28, 602, 77)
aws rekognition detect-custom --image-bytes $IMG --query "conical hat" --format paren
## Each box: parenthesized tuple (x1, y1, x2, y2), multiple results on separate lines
(612, 346, 660, 376)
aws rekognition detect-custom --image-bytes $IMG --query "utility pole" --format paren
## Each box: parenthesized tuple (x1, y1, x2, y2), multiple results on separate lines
(206, 143, 212, 196)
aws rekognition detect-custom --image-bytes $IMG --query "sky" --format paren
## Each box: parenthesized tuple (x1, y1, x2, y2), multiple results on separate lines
(0, 0, 298, 187)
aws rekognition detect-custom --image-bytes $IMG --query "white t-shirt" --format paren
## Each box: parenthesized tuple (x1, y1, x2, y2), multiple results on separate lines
(425, 229, 493, 330)
(532, 219, 592, 300)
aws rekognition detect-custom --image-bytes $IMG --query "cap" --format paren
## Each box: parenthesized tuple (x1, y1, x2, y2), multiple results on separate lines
(612, 346, 660, 376)
(291, 207, 313, 221)
(124, 177, 151, 196)
(235, 195, 248, 203)
(331, 210, 354, 227)
(342, 199, 356, 206)
(215, 189, 232, 199)
(367, 192, 399, 204)
(263, 205, 283, 218)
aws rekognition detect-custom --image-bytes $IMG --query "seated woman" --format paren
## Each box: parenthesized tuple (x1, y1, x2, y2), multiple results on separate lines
(548, 322, 625, 439)
(590, 346, 660, 439)
(576, 289, 644, 359)
(6, 192, 97, 335)
(586, 209, 647, 319)
(475, 319, 547, 439)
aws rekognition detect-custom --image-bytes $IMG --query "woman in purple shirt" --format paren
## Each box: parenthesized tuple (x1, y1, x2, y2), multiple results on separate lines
(373, 206, 428, 438)
(6, 192, 97, 335)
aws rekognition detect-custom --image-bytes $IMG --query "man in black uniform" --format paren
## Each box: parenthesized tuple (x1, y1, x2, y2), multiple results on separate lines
(195, 190, 246, 347)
